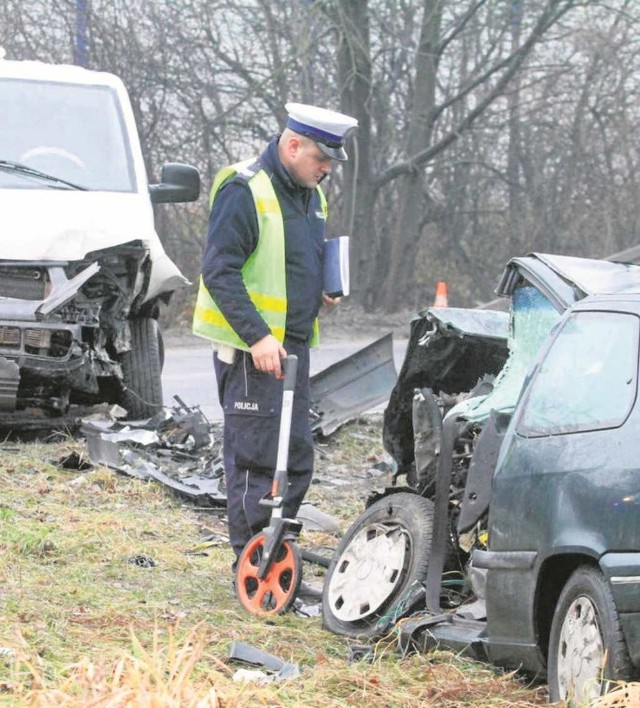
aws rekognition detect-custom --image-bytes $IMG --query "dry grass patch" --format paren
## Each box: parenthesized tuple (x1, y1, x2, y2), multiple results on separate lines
(1, 437, 552, 705)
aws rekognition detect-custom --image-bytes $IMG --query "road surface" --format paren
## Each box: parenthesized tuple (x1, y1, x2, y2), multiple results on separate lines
(162, 333, 408, 422)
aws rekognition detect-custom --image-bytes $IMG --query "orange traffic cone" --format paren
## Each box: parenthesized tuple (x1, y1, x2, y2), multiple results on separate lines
(433, 281, 448, 307)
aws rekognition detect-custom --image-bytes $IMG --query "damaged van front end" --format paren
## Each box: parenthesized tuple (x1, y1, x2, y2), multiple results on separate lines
(0, 59, 199, 419)
(0, 238, 161, 415)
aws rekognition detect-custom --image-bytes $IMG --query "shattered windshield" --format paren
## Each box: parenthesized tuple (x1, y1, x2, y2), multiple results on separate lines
(447, 285, 561, 422)
(0, 78, 135, 192)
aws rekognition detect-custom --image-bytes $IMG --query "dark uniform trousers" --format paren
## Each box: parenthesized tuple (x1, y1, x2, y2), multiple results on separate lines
(213, 337, 313, 561)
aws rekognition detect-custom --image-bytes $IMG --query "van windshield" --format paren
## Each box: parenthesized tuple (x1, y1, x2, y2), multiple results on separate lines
(0, 79, 136, 192)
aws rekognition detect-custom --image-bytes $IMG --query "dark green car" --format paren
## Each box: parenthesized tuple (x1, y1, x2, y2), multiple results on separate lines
(323, 253, 640, 704)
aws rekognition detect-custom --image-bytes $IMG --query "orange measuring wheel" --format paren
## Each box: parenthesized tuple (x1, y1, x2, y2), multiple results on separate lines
(235, 532, 302, 615)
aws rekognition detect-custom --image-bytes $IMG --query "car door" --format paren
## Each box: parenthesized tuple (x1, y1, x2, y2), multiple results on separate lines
(482, 305, 640, 671)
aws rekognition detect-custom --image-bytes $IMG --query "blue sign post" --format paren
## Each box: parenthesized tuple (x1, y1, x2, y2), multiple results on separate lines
(73, 0, 88, 67)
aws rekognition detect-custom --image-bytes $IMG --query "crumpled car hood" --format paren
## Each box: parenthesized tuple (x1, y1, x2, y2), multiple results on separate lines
(1, 189, 188, 301)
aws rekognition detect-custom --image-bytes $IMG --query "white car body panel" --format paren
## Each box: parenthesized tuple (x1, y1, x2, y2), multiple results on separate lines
(2, 190, 188, 299)
(0, 59, 187, 302)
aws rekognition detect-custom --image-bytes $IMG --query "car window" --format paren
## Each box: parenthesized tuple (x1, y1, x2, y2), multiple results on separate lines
(0, 78, 135, 192)
(518, 311, 639, 436)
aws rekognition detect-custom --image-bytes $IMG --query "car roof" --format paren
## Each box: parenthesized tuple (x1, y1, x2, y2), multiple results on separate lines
(496, 252, 640, 311)
(0, 59, 122, 89)
(533, 253, 640, 295)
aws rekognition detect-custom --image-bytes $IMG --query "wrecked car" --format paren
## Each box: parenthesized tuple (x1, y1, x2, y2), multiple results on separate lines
(0, 60, 199, 419)
(322, 253, 640, 704)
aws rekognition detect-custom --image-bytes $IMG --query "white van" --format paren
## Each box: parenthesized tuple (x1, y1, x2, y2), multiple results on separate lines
(0, 60, 200, 418)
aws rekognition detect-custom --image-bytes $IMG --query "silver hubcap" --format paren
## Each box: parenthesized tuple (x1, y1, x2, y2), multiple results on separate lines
(327, 523, 407, 622)
(556, 595, 605, 702)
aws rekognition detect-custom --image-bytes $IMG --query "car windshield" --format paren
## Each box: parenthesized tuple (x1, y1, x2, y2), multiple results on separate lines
(0, 78, 135, 192)
(446, 285, 561, 423)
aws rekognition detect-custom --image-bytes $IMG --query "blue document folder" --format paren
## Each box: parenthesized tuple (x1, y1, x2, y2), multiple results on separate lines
(324, 236, 350, 297)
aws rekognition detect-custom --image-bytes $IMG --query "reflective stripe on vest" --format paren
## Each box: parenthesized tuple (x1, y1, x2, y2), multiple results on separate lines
(192, 159, 325, 349)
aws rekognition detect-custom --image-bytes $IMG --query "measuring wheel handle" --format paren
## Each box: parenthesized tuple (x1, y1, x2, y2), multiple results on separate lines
(235, 354, 302, 615)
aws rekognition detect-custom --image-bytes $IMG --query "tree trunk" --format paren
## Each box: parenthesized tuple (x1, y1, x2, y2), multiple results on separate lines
(334, 0, 377, 308)
(507, 0, 524, 252)
(378, 0, 444, 311)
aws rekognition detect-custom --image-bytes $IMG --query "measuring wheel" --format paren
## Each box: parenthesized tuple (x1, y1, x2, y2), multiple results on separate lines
(236, 531, 303, 614)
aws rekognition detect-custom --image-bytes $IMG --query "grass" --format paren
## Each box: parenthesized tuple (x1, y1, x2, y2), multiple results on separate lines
(0, 432, 553, 706)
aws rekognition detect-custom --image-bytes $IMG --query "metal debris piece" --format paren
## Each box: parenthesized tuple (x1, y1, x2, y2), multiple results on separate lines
(161, 395, 212, 448)
(228, 641, 300, 681)
(127, 554, 157, 568)
(348, 644, 374, 663)
(292, 598, 322, 618)
(232, 668, 270, 684)
(295, 501, 340, 533)
(292, 580, 323, 617)
(310, 333, 398, 437)
(56, 451, 92, 471)
(185, 533, 227, 555)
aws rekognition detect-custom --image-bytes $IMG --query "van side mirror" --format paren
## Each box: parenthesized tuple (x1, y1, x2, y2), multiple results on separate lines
(149, 163, 200, 203)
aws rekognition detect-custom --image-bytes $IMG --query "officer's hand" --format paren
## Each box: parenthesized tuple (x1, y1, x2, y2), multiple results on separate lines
(251, 334, 287, 378)
(322, 292, 342, 310)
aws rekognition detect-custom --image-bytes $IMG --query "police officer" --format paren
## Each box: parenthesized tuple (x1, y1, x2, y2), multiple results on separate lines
(193, 103, 358, 567)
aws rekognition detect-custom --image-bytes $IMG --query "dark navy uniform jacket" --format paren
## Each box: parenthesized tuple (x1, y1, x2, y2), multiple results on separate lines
(201, 136, 326, 346)
(202, 137, 324, 560)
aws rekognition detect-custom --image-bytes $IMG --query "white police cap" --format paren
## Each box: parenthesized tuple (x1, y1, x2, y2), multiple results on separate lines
(285, 102, 358, 161)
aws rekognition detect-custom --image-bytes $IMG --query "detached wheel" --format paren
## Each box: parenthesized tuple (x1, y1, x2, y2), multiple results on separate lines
(548, 566, 632, 704)
(120, 317, 163, 419)
(322, 492, 434, 638)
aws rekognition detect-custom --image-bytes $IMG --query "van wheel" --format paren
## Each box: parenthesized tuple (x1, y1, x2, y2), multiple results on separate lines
(322, 492, 434, 638)
(119, 317, 163, 420)
(548, 566, 632, 703)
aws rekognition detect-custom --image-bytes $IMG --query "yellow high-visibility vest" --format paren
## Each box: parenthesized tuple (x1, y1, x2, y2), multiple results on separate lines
(192, 159, 326, 350)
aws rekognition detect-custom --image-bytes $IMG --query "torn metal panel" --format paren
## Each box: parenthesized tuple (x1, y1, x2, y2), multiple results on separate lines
(310, 333, 397, 437)
(410, 387, 442, 492)
(420, 307, 509, 341)
(383, 309, 509, 480)
(38, 261, 101, 316)
(85, 436, 227, 503)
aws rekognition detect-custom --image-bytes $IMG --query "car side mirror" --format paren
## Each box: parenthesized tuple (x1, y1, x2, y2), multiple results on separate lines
(149, 163, 200, 204)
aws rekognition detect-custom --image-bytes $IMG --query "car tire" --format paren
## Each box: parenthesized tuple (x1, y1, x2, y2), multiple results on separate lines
(322, 492, 434, 638)
(119, 317, 164, 420)
(548, 565, 632, 704)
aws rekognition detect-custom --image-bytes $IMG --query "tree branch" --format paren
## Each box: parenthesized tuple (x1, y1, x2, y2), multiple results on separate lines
(376, 0, 586, 187)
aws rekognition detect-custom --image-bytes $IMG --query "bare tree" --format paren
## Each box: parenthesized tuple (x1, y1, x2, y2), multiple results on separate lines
(2, 0, 639, 317)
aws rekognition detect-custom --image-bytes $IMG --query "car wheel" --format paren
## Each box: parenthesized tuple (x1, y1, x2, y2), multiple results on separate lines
(548, 566, 632, 704)
(119, 317, 163, 420)
(322, 492, 434, 638)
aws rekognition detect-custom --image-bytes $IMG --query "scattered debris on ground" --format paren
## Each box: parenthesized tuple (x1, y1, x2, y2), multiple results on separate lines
(82, 396, 226, 504)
